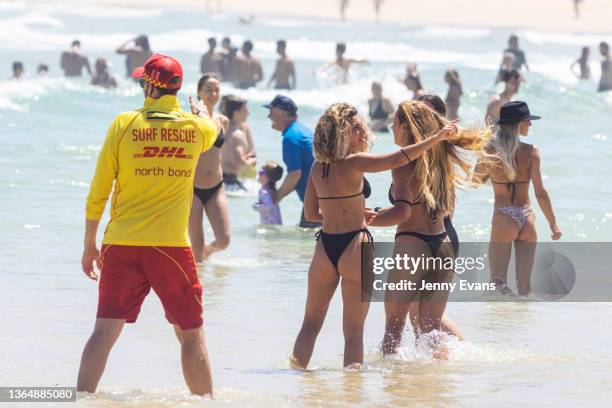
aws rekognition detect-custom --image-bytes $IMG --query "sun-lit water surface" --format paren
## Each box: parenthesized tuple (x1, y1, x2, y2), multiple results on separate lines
(1, 2, 612, 407)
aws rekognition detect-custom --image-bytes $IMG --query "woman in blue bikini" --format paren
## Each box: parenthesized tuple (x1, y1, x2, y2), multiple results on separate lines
(475, 101, 562, 296)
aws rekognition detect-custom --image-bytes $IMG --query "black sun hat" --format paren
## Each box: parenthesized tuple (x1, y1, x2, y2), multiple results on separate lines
(497, 101, 541, 125)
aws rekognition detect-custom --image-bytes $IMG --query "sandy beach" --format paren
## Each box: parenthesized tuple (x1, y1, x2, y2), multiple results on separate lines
(24, 0, 612, 33)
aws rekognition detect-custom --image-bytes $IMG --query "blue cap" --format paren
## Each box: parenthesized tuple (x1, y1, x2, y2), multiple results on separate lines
(263, 94, 298, 115)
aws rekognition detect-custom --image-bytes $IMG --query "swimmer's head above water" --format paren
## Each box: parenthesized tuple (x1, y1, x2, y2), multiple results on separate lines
(12, 61, 24, 79)
(336, 42, 346, 58)
(313, 102, 373, 163)
(371, 81, 383, 98)
(276, 39, 287, 55)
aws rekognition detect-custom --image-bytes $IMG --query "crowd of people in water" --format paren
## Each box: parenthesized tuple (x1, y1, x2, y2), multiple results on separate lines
(76, 48, 565, 397)
(6, 26, 606, 396)
(8, 34, 612, 94)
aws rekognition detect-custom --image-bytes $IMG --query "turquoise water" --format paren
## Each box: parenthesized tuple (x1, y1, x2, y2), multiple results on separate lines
(1, 1, 612, 406)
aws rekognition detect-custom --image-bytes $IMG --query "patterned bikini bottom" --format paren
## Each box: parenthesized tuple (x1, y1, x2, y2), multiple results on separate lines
(494, 205, 534, 229)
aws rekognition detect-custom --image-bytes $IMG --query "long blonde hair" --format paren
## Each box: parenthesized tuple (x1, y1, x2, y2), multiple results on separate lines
(396, 100, 491, 218)
(491, 122, 521, 180)
(313, 102, 373, 163)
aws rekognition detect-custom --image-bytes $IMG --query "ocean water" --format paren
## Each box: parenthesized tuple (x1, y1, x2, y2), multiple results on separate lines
(1, 2, 612, 406)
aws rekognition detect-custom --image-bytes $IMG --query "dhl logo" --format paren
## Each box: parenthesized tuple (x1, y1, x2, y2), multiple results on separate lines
(133, 146, 193, 159)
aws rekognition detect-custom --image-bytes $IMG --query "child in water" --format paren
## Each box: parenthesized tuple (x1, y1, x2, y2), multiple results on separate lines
(252, 161, 283, 225)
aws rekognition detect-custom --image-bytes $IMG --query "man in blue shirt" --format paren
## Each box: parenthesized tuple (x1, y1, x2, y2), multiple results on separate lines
(264, 95, 320, 228)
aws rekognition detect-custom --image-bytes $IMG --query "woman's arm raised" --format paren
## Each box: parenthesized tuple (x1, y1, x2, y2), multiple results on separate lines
(346, 121, 458, 173)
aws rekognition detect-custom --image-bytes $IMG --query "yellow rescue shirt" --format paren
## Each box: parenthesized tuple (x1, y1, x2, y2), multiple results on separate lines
(86, 95, 216, 246)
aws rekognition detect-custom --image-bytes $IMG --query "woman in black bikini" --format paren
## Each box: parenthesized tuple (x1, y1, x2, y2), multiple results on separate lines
(368, 81, 394, 132)
(189, 73, 231, 261)
(368, 100, 490, 359)
(290, 102, 456, 369)
(474, 101, 561, 296)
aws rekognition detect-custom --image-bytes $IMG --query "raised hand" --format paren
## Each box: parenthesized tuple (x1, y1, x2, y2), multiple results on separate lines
(437, 119, 460, 140)
(189, 96, 210, 119)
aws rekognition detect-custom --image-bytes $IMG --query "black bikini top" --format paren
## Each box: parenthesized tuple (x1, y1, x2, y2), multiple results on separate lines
(388, 183, 422, 206)
(370, 100, 388, 120)
(490, 178, 529, 203)
(213, 130, 225, 148)
(490, 145, 533, 203)
(491, 148, 533, 203)
(317, 163, 371, 200)
(388, 183, 441, 223)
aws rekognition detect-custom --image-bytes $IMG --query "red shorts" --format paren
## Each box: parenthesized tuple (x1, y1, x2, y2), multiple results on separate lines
(97, 245, 203, 330)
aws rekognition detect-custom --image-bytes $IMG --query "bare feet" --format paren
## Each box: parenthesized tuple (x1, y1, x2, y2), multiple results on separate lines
(288, 354, 305, 370)
(432, 344, 449, 360)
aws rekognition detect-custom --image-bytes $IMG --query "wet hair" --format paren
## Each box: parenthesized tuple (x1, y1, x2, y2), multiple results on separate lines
(12, 61, 23, 74)
(243, 40, 254, 53)
(336, 42, 346, 54)
(135, 35, 150, 51)
(261, 161, 284, 191)
(208, 37, 216, 48)
(197, 72, 221, 92)
(501, 68, 521, 82)
(395, 100, 491, 218)
(72, 39, 81, 47)
(37, 63, 49, 73)
(221, 37, 231, 47)
(277, 40, 286, 50)
(224, 96, 247, 120)
(492, 122, 521, 181)
(416, 94, 447, 117)
(313, 102, 373, 163)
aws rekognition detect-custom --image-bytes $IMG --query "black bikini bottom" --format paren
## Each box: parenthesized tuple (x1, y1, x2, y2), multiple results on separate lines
(395, 231, 448, 255)
(315, 228, 373, 269)
(443, 216, 459, 257)
(223, 172, 246, 191)
(194, 181, 223, 205)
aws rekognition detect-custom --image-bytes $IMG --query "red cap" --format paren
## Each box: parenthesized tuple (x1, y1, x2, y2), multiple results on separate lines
(134, 53, 183, 90)
(131, 66, 144, 79)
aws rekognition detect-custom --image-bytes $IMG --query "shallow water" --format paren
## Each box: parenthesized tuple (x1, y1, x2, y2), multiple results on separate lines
(1, 2, 612, 406)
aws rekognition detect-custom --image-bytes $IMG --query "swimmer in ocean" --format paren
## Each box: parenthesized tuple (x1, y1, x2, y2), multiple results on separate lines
(320, 42, 369, 84)
(268, 40, 296, 90)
